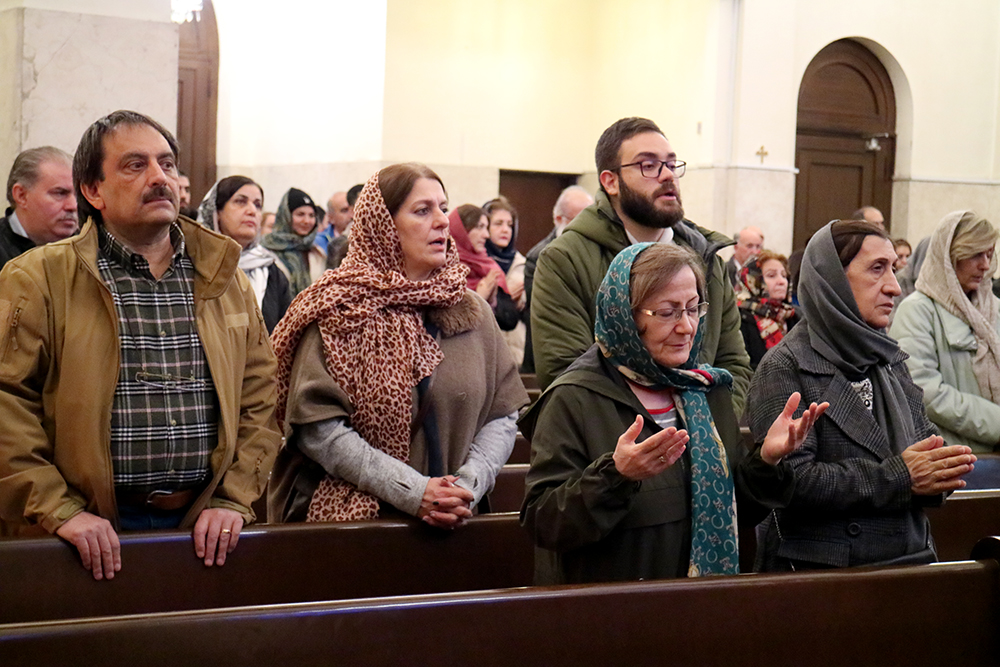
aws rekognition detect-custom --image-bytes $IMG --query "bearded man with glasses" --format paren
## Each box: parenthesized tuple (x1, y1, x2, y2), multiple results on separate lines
(531, 117, 752, 413)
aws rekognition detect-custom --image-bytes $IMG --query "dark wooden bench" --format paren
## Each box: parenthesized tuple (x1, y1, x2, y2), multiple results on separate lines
(927, 488, 1000, 561)
(487, 463, 528, 513)
(3, 558, 997, 666)
(0, 513, 533, 625)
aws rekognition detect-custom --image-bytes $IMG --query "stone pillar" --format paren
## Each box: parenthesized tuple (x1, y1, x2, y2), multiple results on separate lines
(0, 0, 178, 180)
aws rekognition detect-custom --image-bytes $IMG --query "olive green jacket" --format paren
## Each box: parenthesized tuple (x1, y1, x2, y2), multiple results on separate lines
(529, 191, 752, 414)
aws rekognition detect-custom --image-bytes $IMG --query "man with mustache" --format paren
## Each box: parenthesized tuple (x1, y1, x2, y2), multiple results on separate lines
(0, 110, 281, 580)
(531, 117, 752, 413)
(1, 146, 79, 271)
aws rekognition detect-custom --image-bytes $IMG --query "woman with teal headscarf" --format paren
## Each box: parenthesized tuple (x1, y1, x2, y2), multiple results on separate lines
(520, 242, 827, 584)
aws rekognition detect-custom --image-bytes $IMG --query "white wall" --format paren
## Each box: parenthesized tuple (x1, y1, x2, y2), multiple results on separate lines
(0, 5, 177, 184)
(214, 0, 387, 206)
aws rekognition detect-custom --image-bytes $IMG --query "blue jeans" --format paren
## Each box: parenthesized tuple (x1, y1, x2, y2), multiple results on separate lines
(117, 503, 188, 531)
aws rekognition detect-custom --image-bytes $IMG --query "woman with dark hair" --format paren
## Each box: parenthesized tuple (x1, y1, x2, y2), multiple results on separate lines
(736, 249, 798, 370)
(267, 164, 527, 526)
(748, 220, 977, 571)
(891, 211, 1000, 453)
(521, 242, 826, 584)
(197, 176, 291, 333)
(449, 204, 520, 332)
(262, 187, 326, 296)
(484, 196, 528, 362)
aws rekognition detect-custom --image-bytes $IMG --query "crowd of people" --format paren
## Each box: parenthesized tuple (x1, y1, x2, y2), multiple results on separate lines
(0, 109, 992, 587)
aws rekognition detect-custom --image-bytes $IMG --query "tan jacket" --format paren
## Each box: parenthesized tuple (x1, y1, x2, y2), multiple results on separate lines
(0, 217, 281, 536)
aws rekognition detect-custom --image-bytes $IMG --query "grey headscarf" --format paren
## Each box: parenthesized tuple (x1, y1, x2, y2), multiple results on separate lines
(799, 221, 916, 454)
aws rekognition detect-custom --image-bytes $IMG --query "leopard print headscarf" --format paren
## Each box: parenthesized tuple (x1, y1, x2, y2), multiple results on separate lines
(271, 171, 468, 521)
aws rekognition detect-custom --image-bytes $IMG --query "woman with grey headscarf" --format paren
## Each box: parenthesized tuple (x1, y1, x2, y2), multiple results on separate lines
(748, 219, 976, 571)
(197, 176, 291, 333)
(890, 211, 1000, 453)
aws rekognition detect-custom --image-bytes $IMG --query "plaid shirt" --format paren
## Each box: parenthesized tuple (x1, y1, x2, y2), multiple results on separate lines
(97, 223, 218, 493)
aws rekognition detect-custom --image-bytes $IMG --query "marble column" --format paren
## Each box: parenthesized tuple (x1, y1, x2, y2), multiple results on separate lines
(0, 1, 178, 180)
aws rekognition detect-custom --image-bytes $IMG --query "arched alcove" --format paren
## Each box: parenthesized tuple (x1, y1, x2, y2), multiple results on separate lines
(793, 39, 896, 248)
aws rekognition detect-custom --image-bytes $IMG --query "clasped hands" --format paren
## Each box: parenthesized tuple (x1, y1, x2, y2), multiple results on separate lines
(613, 392, 829, 481)
(418, 475, 474, 529)
(55, 507, 245, 581)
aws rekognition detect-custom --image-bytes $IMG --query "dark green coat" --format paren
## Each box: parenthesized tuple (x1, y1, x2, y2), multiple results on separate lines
(519, 346, 793, 585)
(529, 191, 752, 415)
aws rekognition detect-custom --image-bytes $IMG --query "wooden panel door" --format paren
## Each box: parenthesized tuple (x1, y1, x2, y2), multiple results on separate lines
(498, 170, 579, 255)
(794, 39, 896, 248)
(177, 1, 219, 207)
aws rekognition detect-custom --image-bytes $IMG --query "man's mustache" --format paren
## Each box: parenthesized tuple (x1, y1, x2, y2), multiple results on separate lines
(142, 185, 176, 204)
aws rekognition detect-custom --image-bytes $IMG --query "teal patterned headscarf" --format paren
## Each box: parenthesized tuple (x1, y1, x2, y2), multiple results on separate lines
(595, 242, 739, 576)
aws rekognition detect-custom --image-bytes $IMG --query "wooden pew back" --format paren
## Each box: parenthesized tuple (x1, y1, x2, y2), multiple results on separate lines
(0, 513, 533, 625)
(2, 560, 997, 666)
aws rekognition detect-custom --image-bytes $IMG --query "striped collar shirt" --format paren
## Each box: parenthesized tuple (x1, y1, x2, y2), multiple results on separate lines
(97, 222, 218, 493)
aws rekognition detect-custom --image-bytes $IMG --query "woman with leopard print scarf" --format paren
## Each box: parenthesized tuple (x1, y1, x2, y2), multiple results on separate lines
(267, 163, 528, 527)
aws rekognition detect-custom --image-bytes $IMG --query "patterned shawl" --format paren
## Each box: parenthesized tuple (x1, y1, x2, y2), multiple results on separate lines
(595, 243, 738, 576)
(262, 189, 319, 296)
(448, 210, 508, 293)
(271, 172, 468, 521)
(735, 257, 796, 349)
(916, 210, 1000, 402)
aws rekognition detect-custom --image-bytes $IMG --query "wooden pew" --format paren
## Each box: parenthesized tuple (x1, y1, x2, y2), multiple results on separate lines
(0, 513, 533, 625)
(508, 432, 531, 464)
(3, 559, 997, 666)
(926, 488, 1000, 561)
(488, 463, 528, 513)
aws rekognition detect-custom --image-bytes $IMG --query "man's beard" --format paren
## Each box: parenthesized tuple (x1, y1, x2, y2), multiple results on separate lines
(618, 177, 684, 229)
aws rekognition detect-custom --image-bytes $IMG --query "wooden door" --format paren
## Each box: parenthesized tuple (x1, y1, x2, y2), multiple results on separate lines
(177, 0, 219, 207)
(794, 39, 896, 249)
(499, 170, 580, 255)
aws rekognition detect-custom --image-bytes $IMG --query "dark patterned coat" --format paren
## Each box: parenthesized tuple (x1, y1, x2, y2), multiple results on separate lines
(748, 325, 941, 570)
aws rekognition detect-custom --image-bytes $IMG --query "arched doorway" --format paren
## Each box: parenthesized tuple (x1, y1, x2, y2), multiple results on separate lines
(793, 39, 896, 249)
(177, 0, 219, 207)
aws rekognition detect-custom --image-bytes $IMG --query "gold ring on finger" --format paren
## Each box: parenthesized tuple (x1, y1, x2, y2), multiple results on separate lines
(221, 528, 232, 535)
(658, 456, 665, 463)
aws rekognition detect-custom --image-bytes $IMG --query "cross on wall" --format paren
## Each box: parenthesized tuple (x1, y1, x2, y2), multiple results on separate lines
(755, 145, 768, 164)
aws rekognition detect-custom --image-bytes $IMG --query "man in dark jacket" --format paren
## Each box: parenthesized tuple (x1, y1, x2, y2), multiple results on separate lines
(530, 117, 752, 413)
(522, 185, 593, 372)
(1, 146, 78, 271)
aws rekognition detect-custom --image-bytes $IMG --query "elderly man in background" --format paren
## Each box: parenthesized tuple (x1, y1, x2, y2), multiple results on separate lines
(852, 205, 886, 230)
(0, 110, 280, 580)
(521, 185, 594, 372)
(1, 146, 78, 270)
(726, 225, 764, 289)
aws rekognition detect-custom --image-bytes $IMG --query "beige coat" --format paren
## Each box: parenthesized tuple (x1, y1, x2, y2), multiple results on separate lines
(0, 217, 281, 536)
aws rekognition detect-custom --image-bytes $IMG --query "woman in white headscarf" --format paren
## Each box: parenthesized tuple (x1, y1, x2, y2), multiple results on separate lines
(197, 176, 291, 333)
(891, 210, 1000, 453)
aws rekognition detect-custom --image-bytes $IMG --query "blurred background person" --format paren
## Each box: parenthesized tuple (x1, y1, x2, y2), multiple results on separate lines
(450, 204, 519, 332)
(891, 211, 1000, 453)
(1, 146, 78, 271)
(261, 211, 276, 236)
(726, 225, 764, 289)
(268, 164, 527, 526)
(893, 238, 912, 272)
(736, 250, 798, 370)
(522, 185, 593, 373)
(483, 196, 527, 364)
(197, 176, 291, 334)
(263, 187, 326, 296)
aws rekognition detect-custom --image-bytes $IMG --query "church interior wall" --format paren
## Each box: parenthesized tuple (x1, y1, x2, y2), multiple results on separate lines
(0, 2, 177, 189)
(4, 0, 1000, 253)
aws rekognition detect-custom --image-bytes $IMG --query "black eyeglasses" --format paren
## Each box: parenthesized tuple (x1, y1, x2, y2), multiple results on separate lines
(616, 159, 686, 179)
